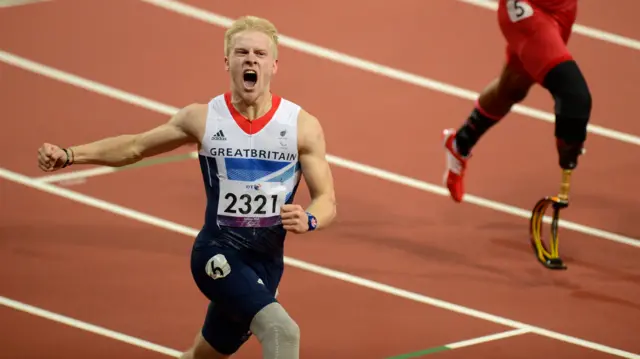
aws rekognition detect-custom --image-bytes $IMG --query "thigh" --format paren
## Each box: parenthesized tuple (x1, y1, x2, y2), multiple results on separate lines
(191, 247, 280, 320)
(498, 0, 575, 84)
(190, 247, 282, 353)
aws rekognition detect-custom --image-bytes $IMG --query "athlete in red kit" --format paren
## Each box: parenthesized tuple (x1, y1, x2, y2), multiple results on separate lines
(442, 0, 590, 202)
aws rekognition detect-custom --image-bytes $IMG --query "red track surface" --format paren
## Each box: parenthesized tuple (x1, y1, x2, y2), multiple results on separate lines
(1, 1, 639, 358)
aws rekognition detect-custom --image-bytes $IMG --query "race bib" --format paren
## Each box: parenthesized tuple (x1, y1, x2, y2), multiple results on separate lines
(506, 0, 533, 23)
(217, 180, 287, 227)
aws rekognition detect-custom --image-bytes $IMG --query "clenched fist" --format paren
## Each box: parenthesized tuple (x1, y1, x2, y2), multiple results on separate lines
(280, 204, 313, 234)
(37, 143, 71, 172)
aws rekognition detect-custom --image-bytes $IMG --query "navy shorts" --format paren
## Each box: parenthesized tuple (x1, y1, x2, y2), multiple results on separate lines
(190, 245, 284, 355)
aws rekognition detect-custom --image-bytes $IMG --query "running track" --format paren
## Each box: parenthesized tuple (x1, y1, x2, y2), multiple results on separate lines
(1, 0, 639, 358)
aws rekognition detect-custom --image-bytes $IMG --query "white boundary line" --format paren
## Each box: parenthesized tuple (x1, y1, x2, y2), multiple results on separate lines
(138, 0, 640, 147)
(0, 167, 638, 358)
(455, 0, 640, 52)
(0, 296, 181, 357)
(1, 49, 636, 247)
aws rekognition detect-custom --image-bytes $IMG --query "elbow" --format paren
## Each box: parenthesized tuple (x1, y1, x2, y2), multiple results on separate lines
(326, 195, 338, 224)
(109, 146, 142, 167)
(116, 153, 142, 167)
(331, 198, 337, 220)
(329, 207, 337, 226)
(122, 136, 144, 167)
(128, 147, 143, 166)
(104, 137, 143, 167)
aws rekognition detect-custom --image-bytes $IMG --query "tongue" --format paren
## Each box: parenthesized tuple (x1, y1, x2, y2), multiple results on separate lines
(244, 79, 256, 88)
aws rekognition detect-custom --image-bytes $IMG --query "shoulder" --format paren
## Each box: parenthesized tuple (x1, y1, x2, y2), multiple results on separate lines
(171, 102, 208, 129)
(296, 108, 321, 131)
(160, 102, 209, 143)
(175, 102, 209, 123)
(296, 108, 325, 153)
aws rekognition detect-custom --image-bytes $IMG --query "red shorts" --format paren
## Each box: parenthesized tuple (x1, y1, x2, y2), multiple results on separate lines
(498, 0, 578, 84)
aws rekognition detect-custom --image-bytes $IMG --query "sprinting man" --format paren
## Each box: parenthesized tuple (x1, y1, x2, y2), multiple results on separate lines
(442, 0, 590, 202)
(37, 15, 337, 359)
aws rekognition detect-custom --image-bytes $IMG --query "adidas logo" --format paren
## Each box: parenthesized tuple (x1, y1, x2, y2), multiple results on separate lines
(211, 130, 226, 141)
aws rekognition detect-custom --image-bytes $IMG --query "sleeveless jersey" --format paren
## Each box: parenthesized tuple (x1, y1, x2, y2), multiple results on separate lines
(194, 92, 302, 257)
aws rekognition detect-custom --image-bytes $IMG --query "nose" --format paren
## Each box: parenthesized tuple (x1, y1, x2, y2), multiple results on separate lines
(245, 51, 258, 63)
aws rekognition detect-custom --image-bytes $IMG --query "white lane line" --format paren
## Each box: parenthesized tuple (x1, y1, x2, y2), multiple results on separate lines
(0, 51, 178, 116)
(137, 0, 640, 147)
(33, 152, 199, 183)
(0, 296, 182, 357)
(0, 167, 638, 359)
(325, 155, 639, 247)
(456, 0, 640, 52)
(447, 328, 530, 349)
(1, 49, 636, 247)
(0, 0, 50, 8)
(34, 167, 117, 183)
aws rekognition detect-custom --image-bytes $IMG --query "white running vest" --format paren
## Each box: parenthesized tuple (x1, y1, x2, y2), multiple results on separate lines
(199, 93, 302, 228)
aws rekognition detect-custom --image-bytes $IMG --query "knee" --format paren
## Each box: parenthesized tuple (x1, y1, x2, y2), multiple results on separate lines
(278, 318, 301, 344)
(496, 66, 533, 105)
(544, 60, 592, 118)
(556, 81, 592, 117)
(260, 314, 300, 344)
(250, 302, 300, 345)
(572, 83, 592, 115)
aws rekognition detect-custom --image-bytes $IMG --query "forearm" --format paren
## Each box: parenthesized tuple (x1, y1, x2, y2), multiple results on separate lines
(70, 134, 142, 167)
(305, 194, 336, 230)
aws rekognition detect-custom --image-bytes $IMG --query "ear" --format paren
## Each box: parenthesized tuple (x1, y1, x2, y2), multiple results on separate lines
(224, 56, 230, 72)
(272, 59, 278, 75)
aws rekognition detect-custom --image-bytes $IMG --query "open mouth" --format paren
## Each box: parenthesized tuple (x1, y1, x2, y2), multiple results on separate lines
(243, 70, 258, 89)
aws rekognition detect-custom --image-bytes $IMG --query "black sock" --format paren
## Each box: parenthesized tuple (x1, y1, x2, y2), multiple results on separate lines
(454, 107, 500, 156)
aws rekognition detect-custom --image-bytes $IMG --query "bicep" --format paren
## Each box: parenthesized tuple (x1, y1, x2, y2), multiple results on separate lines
(134, 105, 200, 157)
(299, 114, 335, 199)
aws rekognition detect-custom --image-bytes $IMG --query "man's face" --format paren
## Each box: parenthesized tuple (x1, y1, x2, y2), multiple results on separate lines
(225, 30, 278, 102)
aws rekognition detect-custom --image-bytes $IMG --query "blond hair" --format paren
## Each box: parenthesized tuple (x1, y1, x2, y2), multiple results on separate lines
(224, 16, 279, 59)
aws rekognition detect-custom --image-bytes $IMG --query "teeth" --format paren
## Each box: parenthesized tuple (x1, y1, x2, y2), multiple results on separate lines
(244, 70, 256, 74)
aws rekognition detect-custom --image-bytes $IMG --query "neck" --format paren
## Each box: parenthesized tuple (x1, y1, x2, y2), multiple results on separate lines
(230, 90, 272, 120)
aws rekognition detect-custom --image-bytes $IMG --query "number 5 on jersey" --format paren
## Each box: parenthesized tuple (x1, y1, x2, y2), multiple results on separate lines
(506, 0, 533, 22)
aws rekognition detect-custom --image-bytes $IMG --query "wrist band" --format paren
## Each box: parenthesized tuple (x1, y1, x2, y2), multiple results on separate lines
(61, 147, 75, 168)
(61, 148, 71, 168)
(306, 212, 317, 231)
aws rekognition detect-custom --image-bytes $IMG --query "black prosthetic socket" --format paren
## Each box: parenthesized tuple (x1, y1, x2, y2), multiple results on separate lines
(454, 108, 499, 157)
(542, 60, 592, 169)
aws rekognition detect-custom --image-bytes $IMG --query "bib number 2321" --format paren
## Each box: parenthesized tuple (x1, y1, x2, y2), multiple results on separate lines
(218, 181, 286, 218)
(222, 192, 280, 216)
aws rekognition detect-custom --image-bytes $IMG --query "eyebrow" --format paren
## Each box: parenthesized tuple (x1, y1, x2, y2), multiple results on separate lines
(233, 46, 269, 54)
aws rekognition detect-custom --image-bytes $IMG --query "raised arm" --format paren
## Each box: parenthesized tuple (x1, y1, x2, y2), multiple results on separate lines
(37, 103, 206, 172)
(282, 109, 337, 231)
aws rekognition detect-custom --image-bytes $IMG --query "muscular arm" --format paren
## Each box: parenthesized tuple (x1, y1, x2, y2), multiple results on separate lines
(68, 104, 205, 167)
(297, 109, 337, 230)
